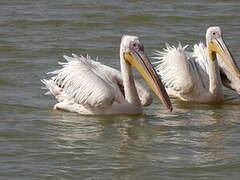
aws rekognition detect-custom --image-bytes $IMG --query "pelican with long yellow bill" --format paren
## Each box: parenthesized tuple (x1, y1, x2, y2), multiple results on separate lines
(42, 35, 172, 115)
(154, 26, 240, 103)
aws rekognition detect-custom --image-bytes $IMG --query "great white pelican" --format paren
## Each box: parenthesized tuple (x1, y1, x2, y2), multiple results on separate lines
(154, 26, 240, 103)
(42, 35, 172, 115)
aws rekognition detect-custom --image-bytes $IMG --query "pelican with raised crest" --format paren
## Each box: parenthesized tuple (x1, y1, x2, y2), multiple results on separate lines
(42, 35, 172, 115)
(154, 26, 240, 103)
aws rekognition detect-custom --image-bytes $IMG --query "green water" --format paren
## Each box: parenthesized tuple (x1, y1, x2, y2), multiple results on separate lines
(0, 0, 240, 179)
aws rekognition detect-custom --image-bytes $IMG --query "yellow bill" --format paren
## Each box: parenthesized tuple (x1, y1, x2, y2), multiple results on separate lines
(124, 51, 173, 111)
(208, 38, 240, 78)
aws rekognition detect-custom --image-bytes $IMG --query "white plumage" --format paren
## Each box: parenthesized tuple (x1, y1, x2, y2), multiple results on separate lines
(42, 54, 152, 114)
(154, 43, 217, 102)
(42, 35, 172, 115)
(154, 44, 195, 94)
(154, 27, 240, 103)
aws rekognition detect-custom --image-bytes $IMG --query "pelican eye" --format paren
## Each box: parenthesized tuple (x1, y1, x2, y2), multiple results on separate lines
(130, 41, 144, 52)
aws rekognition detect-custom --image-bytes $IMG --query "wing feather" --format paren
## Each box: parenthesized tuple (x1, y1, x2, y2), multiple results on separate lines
(153, 43, 194, 95)
(43, 55, 118, 108)
(191, 43, 210, 90)
(42, 54, 152, 107)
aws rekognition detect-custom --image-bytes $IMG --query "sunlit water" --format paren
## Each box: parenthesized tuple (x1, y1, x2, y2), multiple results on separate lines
(0, 0, 240, 179)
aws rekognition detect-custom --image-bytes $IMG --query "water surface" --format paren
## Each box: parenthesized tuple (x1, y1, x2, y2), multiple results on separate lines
(0, 0, 240, 179)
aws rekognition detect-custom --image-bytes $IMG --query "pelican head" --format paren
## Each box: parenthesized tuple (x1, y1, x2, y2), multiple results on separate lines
(206, 26, 240, 95)
(120, 35, 172, 111)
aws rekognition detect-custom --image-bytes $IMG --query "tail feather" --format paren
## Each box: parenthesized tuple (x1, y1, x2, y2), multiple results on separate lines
(41, 79, 61, 97)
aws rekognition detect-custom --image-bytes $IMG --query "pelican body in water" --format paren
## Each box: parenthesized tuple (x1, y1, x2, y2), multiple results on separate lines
(42, 35, 172, 115)
(154, 26, 240, 103)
